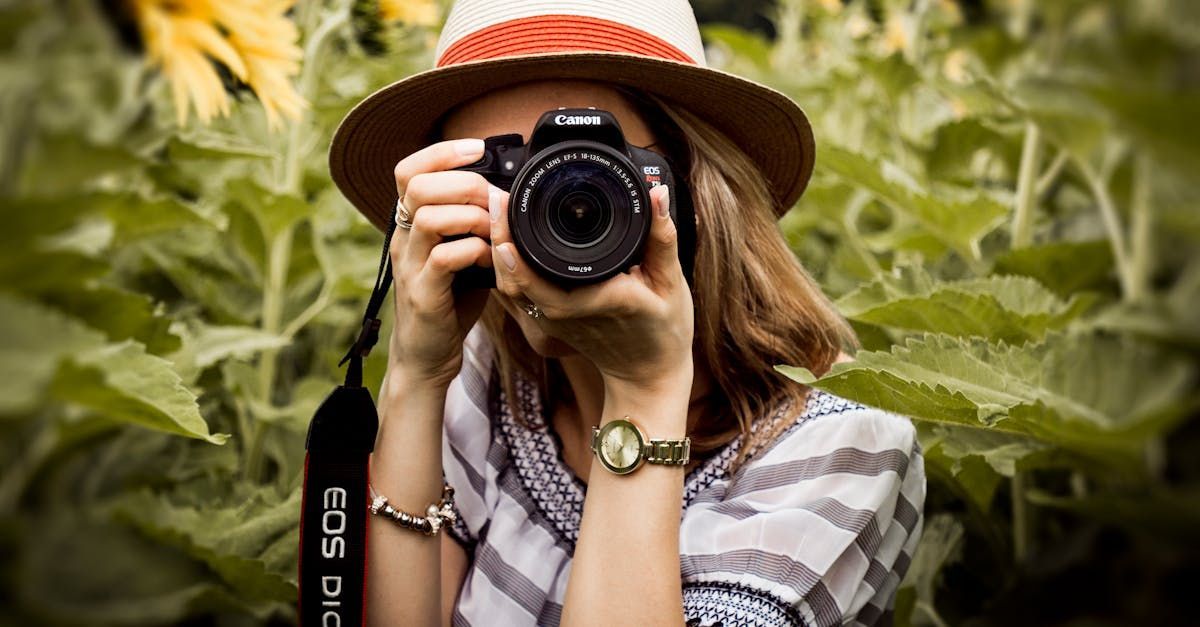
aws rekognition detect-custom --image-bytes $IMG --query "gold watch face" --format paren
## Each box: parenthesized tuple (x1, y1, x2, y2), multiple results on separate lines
(597, 419, 644, 475)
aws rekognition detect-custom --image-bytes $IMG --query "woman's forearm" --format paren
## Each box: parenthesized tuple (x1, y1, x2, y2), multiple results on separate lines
(366, 365, 449, 627)
(560, 370, 693, 627)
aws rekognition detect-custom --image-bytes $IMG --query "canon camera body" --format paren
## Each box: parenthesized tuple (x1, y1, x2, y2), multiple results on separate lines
(449, 107, 695, 291)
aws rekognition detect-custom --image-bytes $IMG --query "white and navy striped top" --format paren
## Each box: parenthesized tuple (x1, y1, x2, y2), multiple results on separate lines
(439, 324, 926, 627)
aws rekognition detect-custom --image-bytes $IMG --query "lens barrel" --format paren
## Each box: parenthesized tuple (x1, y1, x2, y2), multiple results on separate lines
(509, 141, 651, 284)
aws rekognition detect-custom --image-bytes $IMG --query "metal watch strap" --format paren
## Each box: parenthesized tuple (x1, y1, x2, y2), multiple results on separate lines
(642, 438, 691, 465)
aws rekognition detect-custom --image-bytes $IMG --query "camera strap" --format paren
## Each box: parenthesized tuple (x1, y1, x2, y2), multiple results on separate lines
(297, 217, 394, 626)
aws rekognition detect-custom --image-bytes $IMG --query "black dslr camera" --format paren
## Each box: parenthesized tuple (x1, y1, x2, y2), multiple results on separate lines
(449, 107, 695, 291)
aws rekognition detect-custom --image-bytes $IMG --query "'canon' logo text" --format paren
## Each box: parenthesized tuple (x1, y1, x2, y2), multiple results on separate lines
(555, 114, 601, 126)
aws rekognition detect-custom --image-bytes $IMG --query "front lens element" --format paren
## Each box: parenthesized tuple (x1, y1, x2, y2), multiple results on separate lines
(549, 188, 613, 248)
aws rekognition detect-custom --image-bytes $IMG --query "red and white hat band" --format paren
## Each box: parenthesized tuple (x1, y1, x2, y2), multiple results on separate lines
(434, 0, 708, 68)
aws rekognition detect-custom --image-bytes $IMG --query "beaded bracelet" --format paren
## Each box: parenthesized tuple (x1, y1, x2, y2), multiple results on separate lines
(368, 483, 457, 536)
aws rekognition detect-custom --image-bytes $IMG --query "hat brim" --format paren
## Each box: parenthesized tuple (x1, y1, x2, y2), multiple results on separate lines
(329, 51, 814, 231)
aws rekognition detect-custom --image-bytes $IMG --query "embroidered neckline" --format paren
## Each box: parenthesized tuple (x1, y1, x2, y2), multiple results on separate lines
(494, 370, 842, 547)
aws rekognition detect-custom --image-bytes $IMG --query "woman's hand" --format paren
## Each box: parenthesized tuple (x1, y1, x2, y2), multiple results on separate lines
(388, 138, 497, 389)
(489, 184, 695, 399)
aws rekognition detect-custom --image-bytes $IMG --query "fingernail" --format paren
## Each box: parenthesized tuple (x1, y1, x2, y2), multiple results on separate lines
(498, 243, 517, 271)
(456, 138, 485, 156)
(489, 187, 501, 223)
(657, 185, 670, 218)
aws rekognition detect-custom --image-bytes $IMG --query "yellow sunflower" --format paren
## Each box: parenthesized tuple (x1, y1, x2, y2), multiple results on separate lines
(379, 0, 440, 25)
(130, 0, 304, 129)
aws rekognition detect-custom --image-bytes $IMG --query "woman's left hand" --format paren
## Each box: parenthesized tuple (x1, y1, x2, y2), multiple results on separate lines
(489, 183, 695, 397)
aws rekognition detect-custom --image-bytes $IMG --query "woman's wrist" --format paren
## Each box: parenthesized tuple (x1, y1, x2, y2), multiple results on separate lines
(602, 359, 693, 397)
(380, 364, 452, 426)
(601, 361, 693, 434)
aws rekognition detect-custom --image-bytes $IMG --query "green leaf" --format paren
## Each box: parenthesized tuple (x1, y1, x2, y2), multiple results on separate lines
(41, 285, 181, 354)
(166, 130, 276, 160)
(225, 178, 311, 240)
(820, 145, 1009, 261)
(1012, 78, 1110, 163)
(898, 513, 963, 607)
(835, 263, 1096, 342)
(926, 117, 1020, 182)
(17, 132, 144, 194)
(991, 240, 1115, 297)
(110, 486, 301, 603)
(0, 294, 104, 415)
(1084, 84, 1200, 180)
(931, 426, 1050, 478)
(699, 24, 773, 70)
(173, 324, 291, 371)
(776, 331, 1196, 462)
(50, 341, 229, 444)
(92, 191, 216, 244)
(15, 510, 283, 625)
(142, 242, 262, 325)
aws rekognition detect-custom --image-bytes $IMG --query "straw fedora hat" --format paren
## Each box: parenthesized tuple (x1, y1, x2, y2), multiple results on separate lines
(329, 0, 816, 231)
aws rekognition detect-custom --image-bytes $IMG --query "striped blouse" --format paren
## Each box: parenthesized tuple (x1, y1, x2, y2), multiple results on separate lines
(439, 324, 926, 627)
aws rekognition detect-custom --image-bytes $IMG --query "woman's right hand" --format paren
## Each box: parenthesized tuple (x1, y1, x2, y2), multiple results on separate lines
(387, 137, 495, 389)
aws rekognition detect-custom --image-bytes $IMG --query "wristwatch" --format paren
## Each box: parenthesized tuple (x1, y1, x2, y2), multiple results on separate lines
(590, 417, 691, 475)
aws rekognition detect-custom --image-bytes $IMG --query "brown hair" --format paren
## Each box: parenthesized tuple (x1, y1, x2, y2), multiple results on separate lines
(472, 85, 858, 476)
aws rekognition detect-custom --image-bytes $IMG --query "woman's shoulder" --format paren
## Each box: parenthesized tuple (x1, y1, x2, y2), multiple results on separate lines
(679, 388, 927, 627)
(740, 387, 921, 470)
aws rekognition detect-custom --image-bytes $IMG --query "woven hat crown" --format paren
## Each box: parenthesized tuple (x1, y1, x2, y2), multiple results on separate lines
(434, 0, 709, 68)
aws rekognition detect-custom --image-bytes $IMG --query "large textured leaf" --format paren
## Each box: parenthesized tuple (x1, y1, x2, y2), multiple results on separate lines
(173, 324, 291, 371)
(897, 513, 963, 611)
(41, 285, 181, 354)
(1012, 78, 1109, 163)
(776, 331, 1196, 461)
(991, 240, 1116, 297)
(14, 512, 271, 625)
(835, 263, 1096, 342)
(91, 191, 215, 244)
(110, 486, 301, 602)
(820, 145, 1009, 261)
(0, 294, 104, 415)
(50, 341, 229, 444)
(225, 178, 312, 240)
(1085, 84, 1200, 180)
(141, 242, 262, 325)
(166, 130, 275, 160)
(926, 117, 1020, 183)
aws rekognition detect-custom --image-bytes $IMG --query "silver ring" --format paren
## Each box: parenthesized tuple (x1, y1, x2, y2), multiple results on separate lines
(522, 300, 544, 319)
(395, 195, 413, 230)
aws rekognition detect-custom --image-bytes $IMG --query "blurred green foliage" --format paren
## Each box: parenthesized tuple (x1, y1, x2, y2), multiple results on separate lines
(0, 0, 1197, 625)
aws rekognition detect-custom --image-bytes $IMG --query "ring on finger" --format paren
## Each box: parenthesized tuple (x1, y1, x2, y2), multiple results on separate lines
(395, 194, 413, 230)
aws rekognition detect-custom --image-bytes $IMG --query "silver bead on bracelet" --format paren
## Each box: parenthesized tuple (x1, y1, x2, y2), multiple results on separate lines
(368, 483, 457, 536)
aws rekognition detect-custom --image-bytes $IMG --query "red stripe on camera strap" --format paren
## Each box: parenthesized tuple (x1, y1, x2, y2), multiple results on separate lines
(298, 218, 395, 626)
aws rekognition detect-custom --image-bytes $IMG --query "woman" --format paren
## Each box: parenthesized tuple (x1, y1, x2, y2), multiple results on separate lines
(328, 2, 925, 626)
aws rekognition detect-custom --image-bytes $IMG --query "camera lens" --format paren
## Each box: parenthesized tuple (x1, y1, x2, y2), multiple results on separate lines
(509, 142, 652, 283)
(549, 188, 612, 248)
(529, 160, 628, 264)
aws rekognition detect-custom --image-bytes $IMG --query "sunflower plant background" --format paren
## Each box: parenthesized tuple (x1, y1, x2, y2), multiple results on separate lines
(0, 0, 1197, 625)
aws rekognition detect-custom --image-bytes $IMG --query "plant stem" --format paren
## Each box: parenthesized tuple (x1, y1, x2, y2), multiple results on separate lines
(1011, 121, 1042, 249)
(844, 190, 883, 276)
(1076, 158, 1135, 301)
(246, 225, 294, 481)
(245, 5, 350, 482)
(1035, 149, 1068, 197)
(0, 421, 57, 514)
(916, 600, 951, 627)
(1128, 154, 1153, 304)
